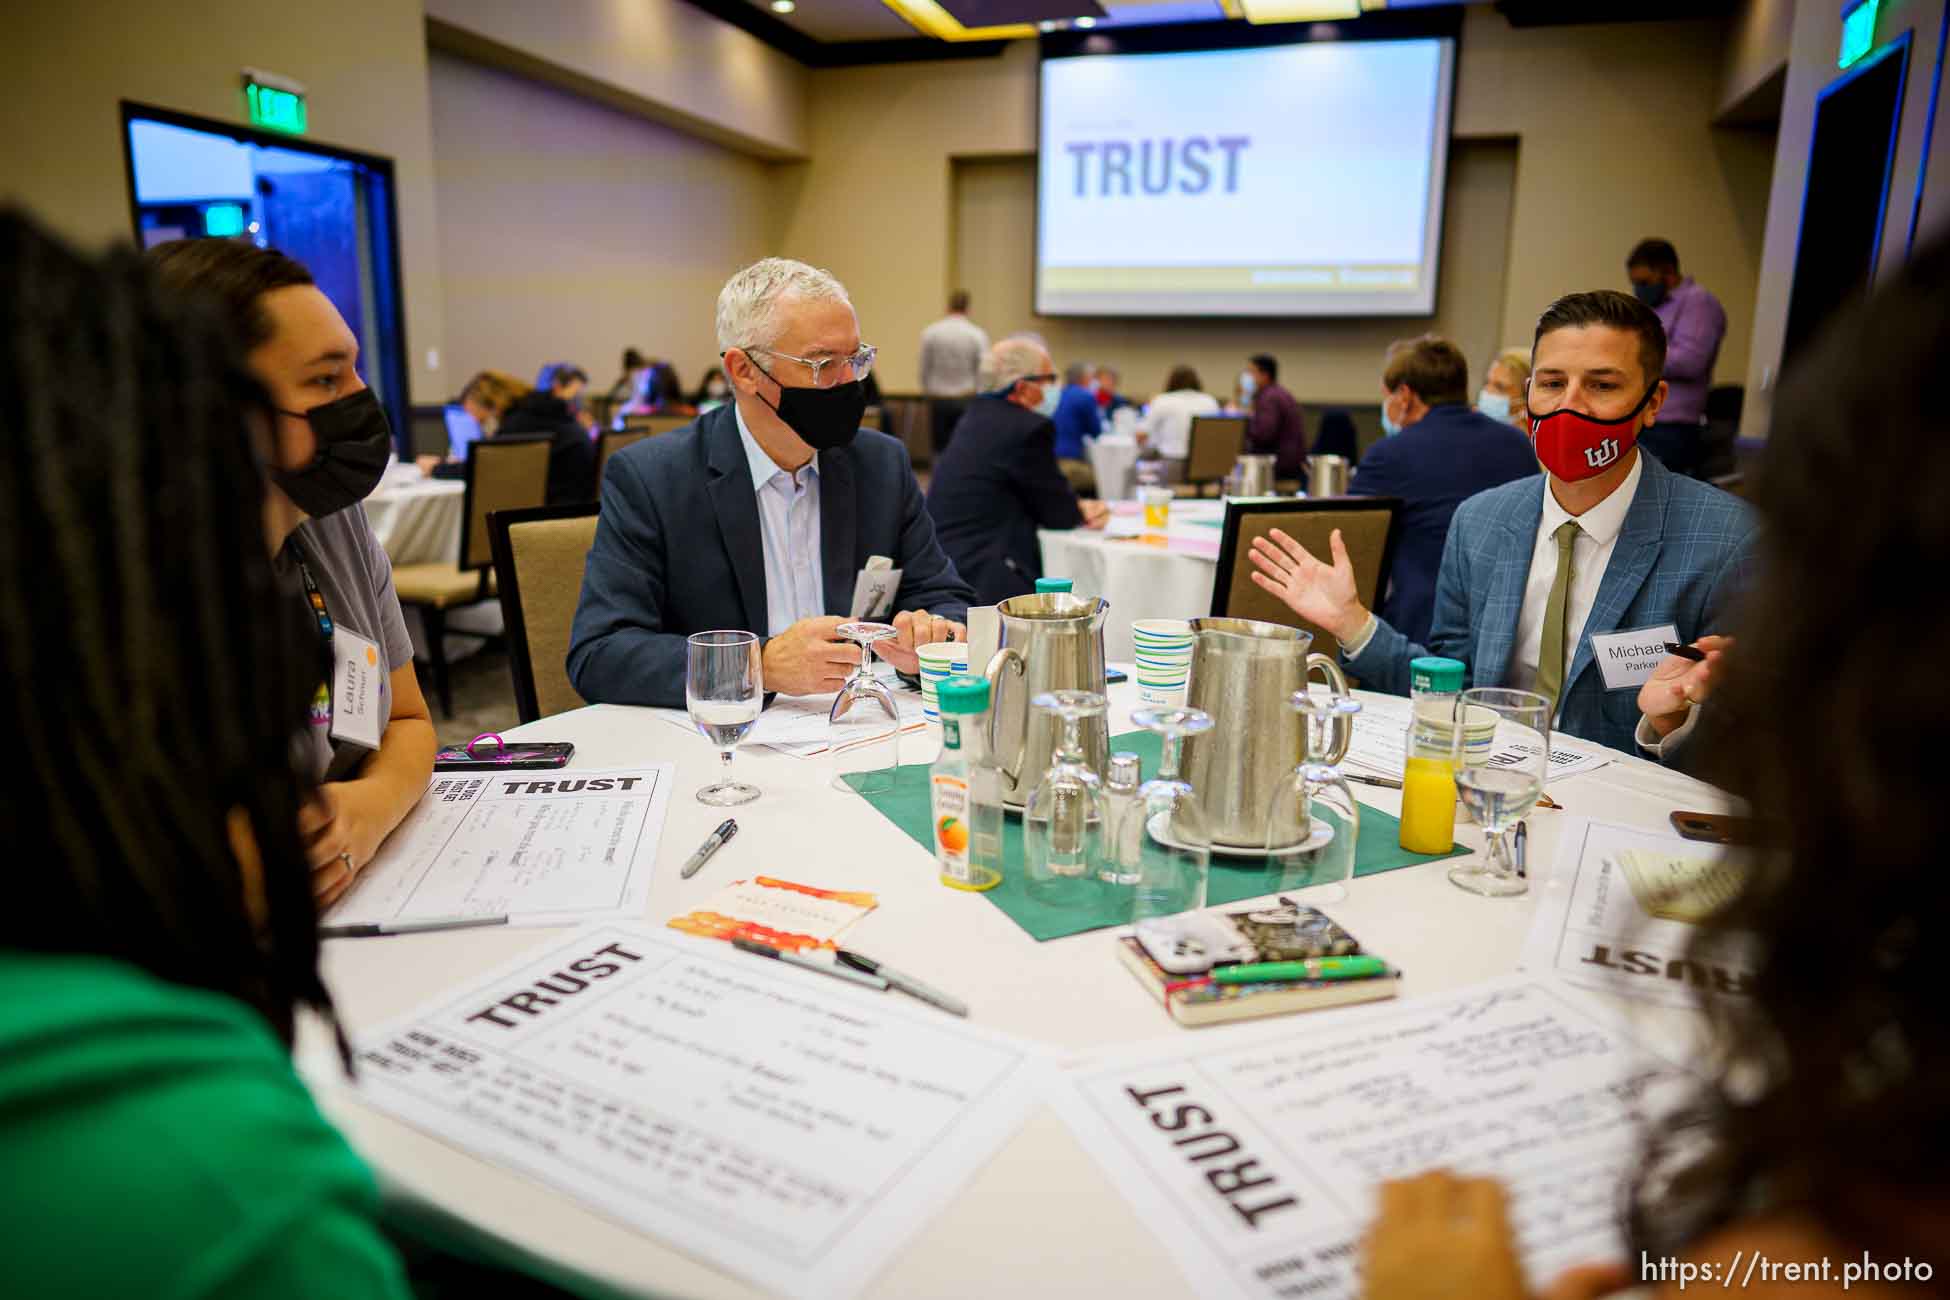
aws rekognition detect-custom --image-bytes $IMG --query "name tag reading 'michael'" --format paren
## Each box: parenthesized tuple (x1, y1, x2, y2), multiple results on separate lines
(1589, 623, 1680, 692)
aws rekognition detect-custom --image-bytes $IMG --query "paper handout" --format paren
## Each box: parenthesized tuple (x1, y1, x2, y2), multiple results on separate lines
(348, 924, 1046, 1299)
(1050, 977, 1683, 1300)
(667, 875, 878, 951)
(1521, 817, 1756, 1009)
(324, 766, 673, 928)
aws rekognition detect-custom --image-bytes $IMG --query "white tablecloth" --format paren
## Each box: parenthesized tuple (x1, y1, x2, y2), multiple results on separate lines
(1087, 435, 1142, 502)
(363, 475, 464, 567)
(305, 681, 1727, 1300)
(1039, 499, 1225, 659)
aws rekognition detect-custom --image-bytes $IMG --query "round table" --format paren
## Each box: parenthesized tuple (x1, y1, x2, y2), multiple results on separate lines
(363, 474, 465, 567)
(306, 681, 1728, 1300)
(1039, 500, 1225, 659)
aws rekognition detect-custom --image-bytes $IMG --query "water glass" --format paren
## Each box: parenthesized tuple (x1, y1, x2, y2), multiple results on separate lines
(1131, 706, 1215, 922)
(829, 621, 901, 796)
(1024, 691, 1108, 910)
(1446, 687, 1550, 897)
(1266, 690, 1363, 903)
(686, 630, 762, 806)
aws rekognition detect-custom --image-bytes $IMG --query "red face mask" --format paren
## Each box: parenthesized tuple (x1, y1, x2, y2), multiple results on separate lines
(1527, 385, 1657, 482)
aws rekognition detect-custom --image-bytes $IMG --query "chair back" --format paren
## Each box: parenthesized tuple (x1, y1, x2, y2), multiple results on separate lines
(460, 435, 552, 572)
(1185, 415, 1248, 486)
(1210, 496, 1402, 661)
(488, 504, 600, 723)
(596, 428, 653, 483)
(619, 413, 694, 437)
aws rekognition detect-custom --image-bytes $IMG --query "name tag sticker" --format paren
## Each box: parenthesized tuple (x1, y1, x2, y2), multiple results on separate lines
(330, 627, 386, 750)
(1590, 623, 1680, 692)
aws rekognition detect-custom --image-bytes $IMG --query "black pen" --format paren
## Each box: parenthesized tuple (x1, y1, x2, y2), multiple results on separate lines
(321, 914, 509, 939)
(680, 819, 738, 879)
(1514, 820, 1528, 878)
(730, 937, 889, 990)
(1663, 641, 1706, 662)
(1346, 772, 1403, 790)
(837, 950, 969, 1017)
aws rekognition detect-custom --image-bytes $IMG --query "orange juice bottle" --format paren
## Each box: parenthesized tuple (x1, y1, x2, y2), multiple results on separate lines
(934, 676, 1003, 891)
(1399, 656, 1466, 853)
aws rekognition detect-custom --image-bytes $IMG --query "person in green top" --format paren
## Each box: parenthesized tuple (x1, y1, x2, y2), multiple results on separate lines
(0, 210, 410, 1298)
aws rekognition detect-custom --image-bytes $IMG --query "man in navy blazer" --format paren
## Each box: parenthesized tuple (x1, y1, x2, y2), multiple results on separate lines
(1249, 290, 1758, 761)
(926, 337, 1110, 605)
(568, 258, 973, 709)
(1348, 335, 1541, 644)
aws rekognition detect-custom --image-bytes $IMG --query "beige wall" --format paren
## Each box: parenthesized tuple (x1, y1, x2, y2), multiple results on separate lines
(1720, 0, 1795, 116)
(952, 140, 1517, 406)
(425, 0, 810, 160)
(3, 0, 448, 403)
(1743, 0, 1949, 435)
(778, 13, 1774, 402)
(427, 51, 780, 399)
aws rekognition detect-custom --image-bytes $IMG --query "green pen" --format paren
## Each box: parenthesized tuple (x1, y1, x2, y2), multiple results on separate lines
(1212, 956, 1388, 984)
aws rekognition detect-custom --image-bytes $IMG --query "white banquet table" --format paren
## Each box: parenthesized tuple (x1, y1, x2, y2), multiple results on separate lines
(1039, 500, 1225, 658)
(305, 678, 1730, 1300)
(363, 474, 465, 567)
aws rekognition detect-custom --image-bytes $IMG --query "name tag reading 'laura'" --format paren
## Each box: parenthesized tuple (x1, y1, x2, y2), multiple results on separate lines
(1589, 623, 1680, 692)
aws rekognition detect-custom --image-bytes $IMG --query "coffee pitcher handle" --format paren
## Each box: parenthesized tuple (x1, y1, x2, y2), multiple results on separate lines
(1305, 652, 1353, 765)
(984, 647, 1026, 786)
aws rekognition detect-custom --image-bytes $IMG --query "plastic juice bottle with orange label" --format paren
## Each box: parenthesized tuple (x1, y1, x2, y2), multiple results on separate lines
(933, 676, 1003, 891)
(1399, 656, 1465, 854)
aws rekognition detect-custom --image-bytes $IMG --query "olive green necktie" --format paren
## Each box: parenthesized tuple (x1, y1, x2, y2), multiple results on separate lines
(1534, 521, 1581, 715)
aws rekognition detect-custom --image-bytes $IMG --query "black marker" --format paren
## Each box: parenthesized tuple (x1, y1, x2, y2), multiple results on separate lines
(1663, 641, 1706, 663)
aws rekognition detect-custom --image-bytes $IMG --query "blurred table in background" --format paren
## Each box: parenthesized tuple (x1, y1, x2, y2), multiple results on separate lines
(1039, 499, 1225, 659)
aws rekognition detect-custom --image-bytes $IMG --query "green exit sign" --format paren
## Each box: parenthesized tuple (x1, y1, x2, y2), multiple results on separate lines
(1840, 0, 1879, 69)
(243, 71, 307, 134)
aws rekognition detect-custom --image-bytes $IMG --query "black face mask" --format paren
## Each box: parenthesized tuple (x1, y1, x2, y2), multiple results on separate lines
(272, 388, 393, 518)
(751, 359, 866, 451)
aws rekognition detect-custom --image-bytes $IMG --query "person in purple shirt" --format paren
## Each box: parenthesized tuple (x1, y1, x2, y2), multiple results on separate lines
(1243, 352, 1309, 484)
(1627, 238, 1727, 478)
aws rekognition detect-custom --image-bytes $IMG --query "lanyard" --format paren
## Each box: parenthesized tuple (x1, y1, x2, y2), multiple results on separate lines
(294, 550, 335, 646)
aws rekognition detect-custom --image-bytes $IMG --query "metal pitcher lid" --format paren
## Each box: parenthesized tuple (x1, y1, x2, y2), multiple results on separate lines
(997, 592, 1107, 620)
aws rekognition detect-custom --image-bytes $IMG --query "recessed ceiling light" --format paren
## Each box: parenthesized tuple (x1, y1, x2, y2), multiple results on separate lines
(770, 0, 796, 12)
(1073, 15, 1097, 26)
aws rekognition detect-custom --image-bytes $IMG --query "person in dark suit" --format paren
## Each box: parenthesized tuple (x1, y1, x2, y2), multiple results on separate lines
(926, 338, 1110, 606)
(568, 258, 973, 709)
(500, 363, 597, 506)
(1347, 334, 1541, 644)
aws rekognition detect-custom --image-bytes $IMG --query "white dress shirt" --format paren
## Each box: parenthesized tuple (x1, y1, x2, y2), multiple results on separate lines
(1508, 452, 1643, 716)
(1139, 388, 1221, 459)
(735, 402, 825, 637)
(918, 314, 990, 397)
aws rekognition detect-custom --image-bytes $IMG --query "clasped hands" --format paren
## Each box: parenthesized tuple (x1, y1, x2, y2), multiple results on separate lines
(760, 610, 966, 697)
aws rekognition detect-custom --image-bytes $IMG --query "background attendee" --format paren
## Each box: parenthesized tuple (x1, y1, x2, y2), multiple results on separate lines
(694, 365, 730, 412)
(1627, 237, 1727, 477)
(502, 362, 597, 505)
(570, 258, 972, 708)
(1363, 236, 1950, 1300)
(1248, 290, 1757, 759)
(1347, 335, 1540, 644)
(1138, 365, 1220, 461)
(419, 368, 530, 475)
(1477, 346, 1532, 428)
(1, 211, 411, 1298)
(919, 289, 989, 454)
(1051, 360, 1103, 491)
(147, 237, 437, 906)
(619, 362, 695, 421)
(1094, 365, 1134, 417)
(602, 347, 649, 418)
(1244, 352, 1308, 484)
(927, 338, 1109, 604)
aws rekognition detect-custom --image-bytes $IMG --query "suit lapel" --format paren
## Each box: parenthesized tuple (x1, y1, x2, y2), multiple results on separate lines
(1473, 481, 1545, 686)
(1564, 452, 1669, 693)
(703, 407, 768, 634)
(820, 446, 857, 615)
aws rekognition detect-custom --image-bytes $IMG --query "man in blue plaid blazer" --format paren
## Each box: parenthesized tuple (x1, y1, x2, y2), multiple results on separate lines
(1250, 290, 1759, 762)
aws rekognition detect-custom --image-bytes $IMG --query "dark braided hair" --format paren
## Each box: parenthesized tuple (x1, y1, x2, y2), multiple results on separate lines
(0, 212, 339, 1055)
(1628, 235, 1950, 1260)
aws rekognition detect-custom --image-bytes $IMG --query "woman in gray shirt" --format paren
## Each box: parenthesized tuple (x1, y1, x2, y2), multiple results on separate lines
(149, 240, 435, 908)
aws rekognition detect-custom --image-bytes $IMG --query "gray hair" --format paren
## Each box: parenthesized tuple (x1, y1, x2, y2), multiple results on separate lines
(984, 337, 1051, 392)
(715, 257, 852, 354)
(1063, 361, 1092, 385)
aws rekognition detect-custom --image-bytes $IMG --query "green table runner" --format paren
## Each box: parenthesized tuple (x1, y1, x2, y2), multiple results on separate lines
(847, 731, 1469, 942)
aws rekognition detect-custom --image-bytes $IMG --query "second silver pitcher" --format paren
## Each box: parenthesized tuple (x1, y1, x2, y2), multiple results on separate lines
(1180, 617, 1351, 848)
(983, 592, 1110, 805)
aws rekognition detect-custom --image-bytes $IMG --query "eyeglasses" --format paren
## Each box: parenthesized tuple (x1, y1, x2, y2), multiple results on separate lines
(1024, 373, 1057, 385)
(739, 344, 878, 390)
